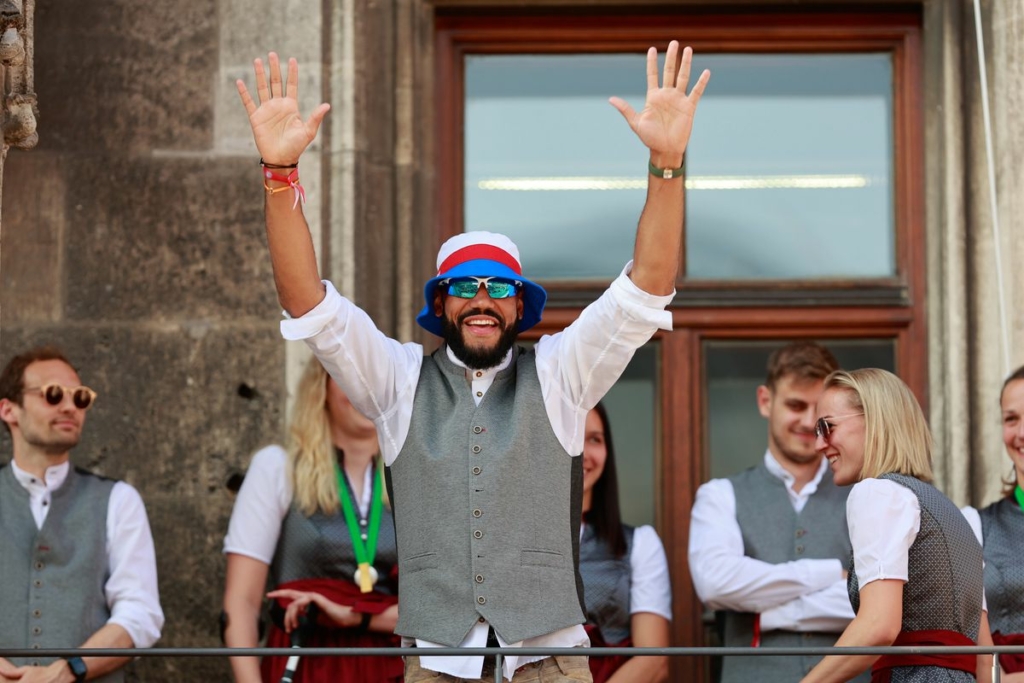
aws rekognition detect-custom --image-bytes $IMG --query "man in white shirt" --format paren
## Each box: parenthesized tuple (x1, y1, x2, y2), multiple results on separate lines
(688, 341, 865, 683)
(236, 41, 709, 682)
(0, 347, 163, 683)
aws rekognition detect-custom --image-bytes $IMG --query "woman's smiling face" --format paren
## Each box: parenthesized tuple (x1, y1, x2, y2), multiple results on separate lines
(815, 387, 866, 486)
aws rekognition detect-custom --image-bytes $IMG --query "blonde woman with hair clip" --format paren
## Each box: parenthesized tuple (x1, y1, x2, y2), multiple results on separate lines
(801, 368, 992, 683)
(222, 357, 401, 683)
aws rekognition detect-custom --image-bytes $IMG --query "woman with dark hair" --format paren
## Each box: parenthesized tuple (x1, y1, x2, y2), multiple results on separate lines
(579, 402, 672, 683)
(963, 364, 1024, 682)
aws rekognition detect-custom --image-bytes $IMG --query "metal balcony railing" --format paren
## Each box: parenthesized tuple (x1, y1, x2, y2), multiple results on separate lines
(4, 645, 1024, 683)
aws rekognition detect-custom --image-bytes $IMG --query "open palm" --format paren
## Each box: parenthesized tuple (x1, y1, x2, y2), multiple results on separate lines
(610, 42, 710, 159)
(236, 53, 330, 166)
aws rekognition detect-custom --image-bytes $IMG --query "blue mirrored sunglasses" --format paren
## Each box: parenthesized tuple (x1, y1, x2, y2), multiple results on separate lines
(441, 276, 522, 300)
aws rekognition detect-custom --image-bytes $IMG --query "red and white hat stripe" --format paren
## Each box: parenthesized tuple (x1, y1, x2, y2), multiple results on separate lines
(437, 244, 522, 276)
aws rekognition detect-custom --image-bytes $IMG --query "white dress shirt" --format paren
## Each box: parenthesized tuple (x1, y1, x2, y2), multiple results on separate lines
(688, 451, 853, 633)
(280, 263, 673, 679)
(9, 459, 164, 648)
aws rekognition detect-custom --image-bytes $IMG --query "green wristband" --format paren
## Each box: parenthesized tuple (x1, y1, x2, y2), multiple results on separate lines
(648, 159, 684, 180)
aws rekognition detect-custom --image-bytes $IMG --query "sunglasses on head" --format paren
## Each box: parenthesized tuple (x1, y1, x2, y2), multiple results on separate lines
(814, 413, 863, 442)
(441, 276, 522, 300)
(25, 383, 97, 411)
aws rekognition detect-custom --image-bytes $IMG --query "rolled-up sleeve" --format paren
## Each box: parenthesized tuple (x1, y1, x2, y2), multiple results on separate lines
(279, 280, 424, 465)
(105, 483, 164, 648)
(536, 262, 674, 456)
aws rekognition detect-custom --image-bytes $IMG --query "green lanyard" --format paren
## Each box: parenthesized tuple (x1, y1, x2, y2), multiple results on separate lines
(335, 458, 384, 593)
(1015, 485, 1024, 514)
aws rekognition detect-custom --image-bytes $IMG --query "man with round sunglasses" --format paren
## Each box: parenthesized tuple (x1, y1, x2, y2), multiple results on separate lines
(0, 347, 163, 683)
(688, 341, 865, 683)
(238, 40, 709, 682)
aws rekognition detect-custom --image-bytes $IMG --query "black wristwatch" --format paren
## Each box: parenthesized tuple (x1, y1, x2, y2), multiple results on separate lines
(64, 656, 87, 683)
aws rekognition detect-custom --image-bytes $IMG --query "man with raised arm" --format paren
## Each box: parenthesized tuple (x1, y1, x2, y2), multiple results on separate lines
(236, 43, 709, 683)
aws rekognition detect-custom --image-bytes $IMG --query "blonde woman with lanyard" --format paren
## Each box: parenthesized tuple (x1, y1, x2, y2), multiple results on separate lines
(222, 357, 401, 683)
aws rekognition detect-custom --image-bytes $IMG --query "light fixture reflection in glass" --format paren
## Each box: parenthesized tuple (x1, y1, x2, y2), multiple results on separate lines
(477, 174, 872, 192)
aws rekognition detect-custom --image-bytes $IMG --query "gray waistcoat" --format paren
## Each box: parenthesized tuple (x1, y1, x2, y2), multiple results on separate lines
(979, 497, 1024, 634)
(579, 524, 634, 644)
(849, 474, 983, 683)
(0, 464, 123, 683)
(389, 346, 586, 646)
(272, 485, 398, 593)
(720, 462, 856, 683)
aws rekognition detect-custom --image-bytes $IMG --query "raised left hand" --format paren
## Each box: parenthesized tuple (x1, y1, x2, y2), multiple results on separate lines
(609, 41, 710, 163)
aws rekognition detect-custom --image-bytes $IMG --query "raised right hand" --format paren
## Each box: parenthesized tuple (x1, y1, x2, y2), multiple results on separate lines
(236, 53, 331, 166)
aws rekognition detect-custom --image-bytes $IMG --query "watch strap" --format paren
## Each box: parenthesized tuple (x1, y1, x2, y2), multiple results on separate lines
(65, 656, 87, 683)
(648, 159, 684, 180)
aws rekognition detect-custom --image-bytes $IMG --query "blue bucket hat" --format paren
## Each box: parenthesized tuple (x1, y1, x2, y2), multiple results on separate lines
(416, 232, 547, 337)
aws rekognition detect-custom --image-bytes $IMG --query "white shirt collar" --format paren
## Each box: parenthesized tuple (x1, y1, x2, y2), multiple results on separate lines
(10, 458, 70, 493)
(445, 345, 514, 378)
(763, 449, 828, 494)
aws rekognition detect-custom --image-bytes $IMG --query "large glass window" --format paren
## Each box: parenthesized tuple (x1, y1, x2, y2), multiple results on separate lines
(439, 10, 924, 677)
(464, 53, 895, 282)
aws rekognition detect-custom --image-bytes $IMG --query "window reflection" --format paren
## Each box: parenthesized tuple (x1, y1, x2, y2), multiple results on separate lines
(464, 53, 894, 281)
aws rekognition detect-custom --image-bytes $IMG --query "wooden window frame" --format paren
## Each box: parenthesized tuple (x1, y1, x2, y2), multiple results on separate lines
(435, 7, 924, 681)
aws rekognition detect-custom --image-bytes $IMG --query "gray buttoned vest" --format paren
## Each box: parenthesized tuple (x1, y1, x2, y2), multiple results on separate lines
(720, 462, 858, 683)
(272, 487, 398, 592)
(579, 524, 634, 644)
(978, 498, 1024, 634)
(389, 346, 586, 646)
(0, 464, 122, 683)
(849, 473, 983, 683)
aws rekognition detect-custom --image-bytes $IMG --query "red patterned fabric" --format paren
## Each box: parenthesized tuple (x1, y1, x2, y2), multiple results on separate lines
(584, 623, 632, 683)
(260, 578, 402, 683)
(870, 629, 976, 683)
(992, 631, 1024, 674)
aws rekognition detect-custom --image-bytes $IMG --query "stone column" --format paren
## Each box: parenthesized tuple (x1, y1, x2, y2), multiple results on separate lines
(0, 0, 37, 344)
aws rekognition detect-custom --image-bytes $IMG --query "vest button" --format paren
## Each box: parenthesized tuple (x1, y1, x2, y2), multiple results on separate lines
(478, 616, 486, 623)
(476, 574, 485, 583)
(472, 466, 482, 475)
(473, 509, 482, 518)
(474, 530, 484, 539)
(32, 610, 41, 618)
(32, 626, 41, 635)
(795, 545, 804, 554)
(477, 596, 487, 605)
(33, 579, 42, 588)
(31, 645, 39, 650)
(473, 426, 483, 434)
(34, 561, 44, 570)
(472, 445, 482, 454)
(795, 529, 806, 538)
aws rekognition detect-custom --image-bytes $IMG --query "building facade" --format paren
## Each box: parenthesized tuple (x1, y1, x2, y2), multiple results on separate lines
(1, 1, 1021, 680)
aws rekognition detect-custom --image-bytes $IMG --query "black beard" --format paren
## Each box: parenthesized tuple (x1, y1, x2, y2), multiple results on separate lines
(441, 308, 520, 370)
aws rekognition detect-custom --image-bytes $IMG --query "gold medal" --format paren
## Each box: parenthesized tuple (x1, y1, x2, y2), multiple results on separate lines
(355, 562, 379, 592)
